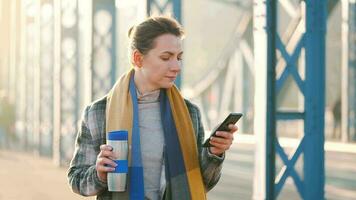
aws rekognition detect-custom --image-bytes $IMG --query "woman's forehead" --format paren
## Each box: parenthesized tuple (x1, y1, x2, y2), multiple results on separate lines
(152, 34, 183, 53)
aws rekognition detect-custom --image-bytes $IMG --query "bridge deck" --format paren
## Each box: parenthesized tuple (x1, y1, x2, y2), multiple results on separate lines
(0, 138, 355, 200)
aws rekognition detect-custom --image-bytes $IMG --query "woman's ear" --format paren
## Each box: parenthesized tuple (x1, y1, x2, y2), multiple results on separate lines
(133, 50, 143, 68)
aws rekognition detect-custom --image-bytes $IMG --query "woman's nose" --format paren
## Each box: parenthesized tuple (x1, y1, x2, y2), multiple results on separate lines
(170, 60, 181, 73)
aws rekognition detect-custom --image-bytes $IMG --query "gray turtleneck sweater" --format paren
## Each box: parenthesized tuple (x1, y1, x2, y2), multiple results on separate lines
(137, 90, 165, 200)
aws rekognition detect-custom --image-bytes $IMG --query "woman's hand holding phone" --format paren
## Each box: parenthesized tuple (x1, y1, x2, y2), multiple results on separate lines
(203, 112, 242, 156)
(209, 124, 238, 156)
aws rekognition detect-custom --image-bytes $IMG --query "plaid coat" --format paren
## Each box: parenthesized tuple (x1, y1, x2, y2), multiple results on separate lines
(67, 96, 224, 199)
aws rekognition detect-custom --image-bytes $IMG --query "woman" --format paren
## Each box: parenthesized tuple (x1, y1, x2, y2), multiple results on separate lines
(68, 16, 238, 200)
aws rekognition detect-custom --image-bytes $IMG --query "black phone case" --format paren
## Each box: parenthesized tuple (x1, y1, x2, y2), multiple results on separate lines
(202, 113, 243, 147)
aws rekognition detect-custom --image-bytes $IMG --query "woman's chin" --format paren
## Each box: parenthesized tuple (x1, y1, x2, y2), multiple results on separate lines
(161, 82, 175, 89)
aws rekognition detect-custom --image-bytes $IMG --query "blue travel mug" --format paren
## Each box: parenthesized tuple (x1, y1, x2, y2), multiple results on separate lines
(107, 130, 128, 192)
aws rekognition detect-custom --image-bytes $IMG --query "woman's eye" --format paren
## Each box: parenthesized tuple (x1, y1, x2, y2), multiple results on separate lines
(177, 57, 182, 61)
(161, 57, 170, 61)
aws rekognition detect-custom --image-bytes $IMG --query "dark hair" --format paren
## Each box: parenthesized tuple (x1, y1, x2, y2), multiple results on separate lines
(128, 16, 185, 55)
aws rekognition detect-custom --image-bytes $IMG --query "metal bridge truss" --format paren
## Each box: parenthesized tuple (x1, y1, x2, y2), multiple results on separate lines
(254, 0, 326, 199)
(184, 11, 254, 133)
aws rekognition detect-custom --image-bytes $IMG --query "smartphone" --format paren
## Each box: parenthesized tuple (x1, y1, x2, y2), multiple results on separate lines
(202, 113, 243, 147)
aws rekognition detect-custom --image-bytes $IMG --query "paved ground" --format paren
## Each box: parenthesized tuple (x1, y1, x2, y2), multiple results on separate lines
(0, 150, 87, 200)
(1, 141, 356, 200)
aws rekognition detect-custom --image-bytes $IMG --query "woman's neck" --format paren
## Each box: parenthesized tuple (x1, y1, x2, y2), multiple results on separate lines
(134, 70, 158, 94)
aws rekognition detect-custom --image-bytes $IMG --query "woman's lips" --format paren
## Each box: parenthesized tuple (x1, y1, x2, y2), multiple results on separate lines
(166, 76, 176, 80)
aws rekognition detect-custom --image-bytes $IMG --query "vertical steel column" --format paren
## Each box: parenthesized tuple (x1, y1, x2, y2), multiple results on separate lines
(39, 0, 54, 156)
(91, 0, 116, 100)
(53, 0, 79, 166)
(342, 0, 356, 142)
(61, 0, 79, 164)
(350, 0, 356, 141)
(33, 0, 41, 155)
(233, 48, 244, 132)
(9, 0, 20, 103)
(52, 0, 62, 166)
(147, 0, 182, 87)
(8, 0, 20, 149)
(16, 0, 28, 150)
(266, 2, 276, 198)
(341, 0, 349, 143)
(53, 0, 61, 166)
(77, 0, 93, 109)
(0, 0, 10, 94)
(253, 1, 276, 199)
(24, 0, 39, 152)
(304, 1, 326, 199)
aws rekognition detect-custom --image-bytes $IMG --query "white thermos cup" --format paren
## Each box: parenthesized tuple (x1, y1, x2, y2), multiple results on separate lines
(107, 130, 128, 192)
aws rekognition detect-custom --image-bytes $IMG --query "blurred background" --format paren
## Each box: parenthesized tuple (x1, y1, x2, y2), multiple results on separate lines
(0, 0, 355, 199)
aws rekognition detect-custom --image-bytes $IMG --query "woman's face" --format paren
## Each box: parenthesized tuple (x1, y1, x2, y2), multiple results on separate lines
(139, 33, 183, 90)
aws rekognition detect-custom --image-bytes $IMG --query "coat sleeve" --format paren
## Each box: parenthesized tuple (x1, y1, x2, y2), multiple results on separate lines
(67, 105, 107, 196)
(186, 101, 225, 191)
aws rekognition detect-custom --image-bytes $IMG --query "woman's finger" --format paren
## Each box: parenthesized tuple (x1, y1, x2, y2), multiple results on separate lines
(209, 140, 230, 150)
(97, 165, 116, 173)
(228, 124, 238, 133)
(215, 131, 234, 140)
(98, 157, 117, 167)
(100, 144, 113, 151)
(98, 150, 115, 159)
(210, 136, 232, 145)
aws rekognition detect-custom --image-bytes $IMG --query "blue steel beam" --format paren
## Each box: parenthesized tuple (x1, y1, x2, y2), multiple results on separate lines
(276, 111, 304, 120)
(275, 35, 305, 95)
(147, 0, 182, 87)
(304, 0, 326, 199)
(91, 0, 117, 100)
(351, 1, 356, 141)
(265, 1, 277, 199)
(275, 138, 305, 198)
(147, 0, 181, 21)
